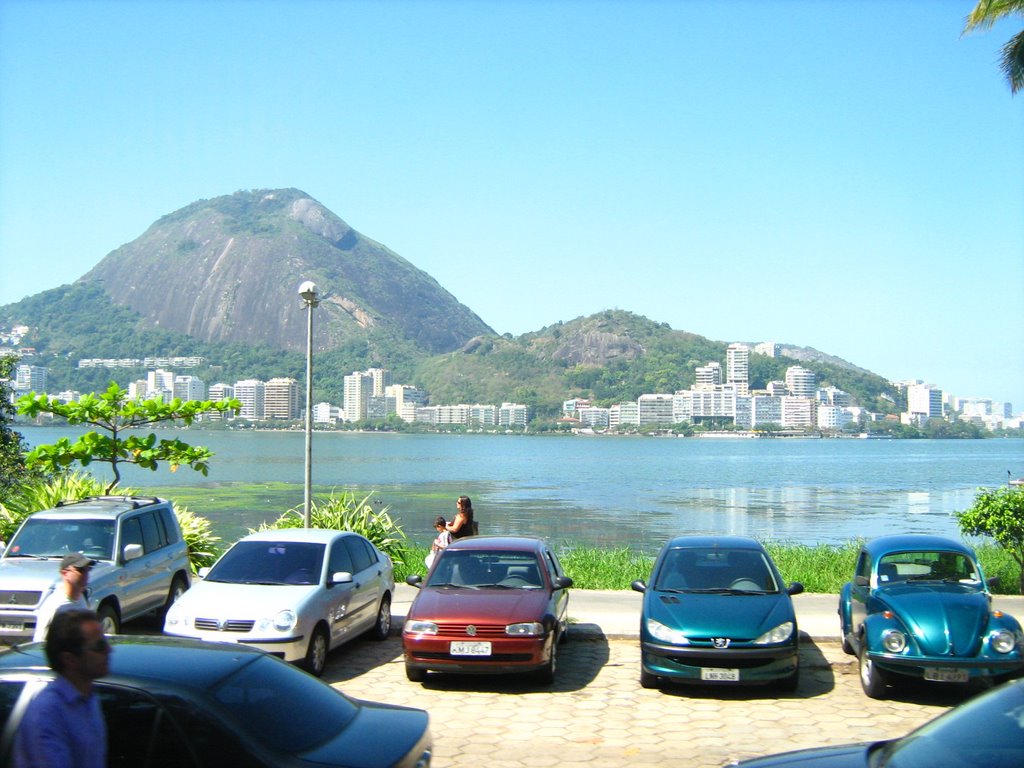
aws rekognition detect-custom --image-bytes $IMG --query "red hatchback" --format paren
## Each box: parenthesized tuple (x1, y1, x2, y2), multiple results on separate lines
(402, 536, 572, 684)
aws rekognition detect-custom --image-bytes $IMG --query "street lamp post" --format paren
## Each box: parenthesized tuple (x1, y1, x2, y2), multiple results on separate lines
(298, 281, 319, 528)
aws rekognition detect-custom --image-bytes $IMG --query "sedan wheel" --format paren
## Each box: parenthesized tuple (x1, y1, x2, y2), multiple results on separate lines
(535, 640, 556, 685)
(859, 645, 888, 699)
(304, 626, 329, 678)
(405, 664, 427, 683)
(370, 595, 392, 641)
(640, 667, 660, 690)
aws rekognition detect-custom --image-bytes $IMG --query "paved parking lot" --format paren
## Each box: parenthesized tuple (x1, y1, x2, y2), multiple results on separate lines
(323, 633, 968, 768)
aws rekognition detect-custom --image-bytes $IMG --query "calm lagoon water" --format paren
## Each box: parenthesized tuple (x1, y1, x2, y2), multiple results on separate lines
(22, 428, 1024, 551)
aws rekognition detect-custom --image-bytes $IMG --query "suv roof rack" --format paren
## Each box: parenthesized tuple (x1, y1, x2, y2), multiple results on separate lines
(55, 495, 162, 510)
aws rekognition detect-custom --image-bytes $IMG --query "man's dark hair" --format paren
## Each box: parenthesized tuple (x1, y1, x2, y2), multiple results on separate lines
(45, 609, 99, 673)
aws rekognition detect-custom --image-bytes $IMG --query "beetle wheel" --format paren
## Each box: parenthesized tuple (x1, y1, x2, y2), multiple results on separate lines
(858, 644, 889, 699)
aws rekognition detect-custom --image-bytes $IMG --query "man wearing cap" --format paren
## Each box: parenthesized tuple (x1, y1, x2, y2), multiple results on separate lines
(32, 553, 95, 642)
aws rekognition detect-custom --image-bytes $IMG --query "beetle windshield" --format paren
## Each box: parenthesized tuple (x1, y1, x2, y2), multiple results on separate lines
(654, 548, 779, 593)
(876, 551, 980, 586)
(206, 541, 325, 585)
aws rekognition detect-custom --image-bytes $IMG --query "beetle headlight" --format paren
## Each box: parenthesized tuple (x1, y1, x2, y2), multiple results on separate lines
(403, 620, 438, 636)
(991, 629, 1017, 654)
(882, 629, 907, 652)
(506, 622, 544, 636)
(754, 621, 794, 645)
(646, 618, 689, 645)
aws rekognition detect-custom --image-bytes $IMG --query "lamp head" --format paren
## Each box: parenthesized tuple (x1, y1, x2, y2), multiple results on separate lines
(298, 281, 319, 305)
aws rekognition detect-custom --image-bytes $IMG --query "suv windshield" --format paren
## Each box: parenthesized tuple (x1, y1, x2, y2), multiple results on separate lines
(5, 518, 115, 561)
(206, 541, 326, 585)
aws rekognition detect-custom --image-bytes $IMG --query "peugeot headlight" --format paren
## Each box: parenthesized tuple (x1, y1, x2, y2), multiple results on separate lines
(506, 622, 544, 637)
(881, 629, 907, 652)
(991, 629, 1017, 654)
(646, 618, 689, 645)
(404, 620, 438, 636)
(753, 621, 794, 645)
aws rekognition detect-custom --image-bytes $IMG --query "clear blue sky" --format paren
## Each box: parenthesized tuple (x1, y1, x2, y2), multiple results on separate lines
(2, 1, 1022, 409)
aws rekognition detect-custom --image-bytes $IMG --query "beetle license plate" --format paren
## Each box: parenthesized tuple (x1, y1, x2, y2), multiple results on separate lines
(451, 641, 491, 656)
(924, 668, 968, 683)
(701, 668, 739, 682)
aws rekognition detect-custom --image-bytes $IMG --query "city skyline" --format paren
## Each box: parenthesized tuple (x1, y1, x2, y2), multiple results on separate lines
(1, 2, 1021, 406)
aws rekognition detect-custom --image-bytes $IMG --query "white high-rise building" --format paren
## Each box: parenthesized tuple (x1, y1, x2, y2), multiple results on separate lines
(343, 372, 373, 422)
(609, 402, 640, 427)
(499, 403, 530, 428)
(14, 364, 47, 393)
(385, 384, 428, 422)
(726, 344, 750, 395)
(234, 379, 266, 420)
(638, 394, 675, 425)
(366, 367, 392, 396)
(207, 383, 235, 420)
(695, 362, 722, 390)
(907, 383, 943, 421)
(785, 366, 816, 398)
(173, 375, 206, 401)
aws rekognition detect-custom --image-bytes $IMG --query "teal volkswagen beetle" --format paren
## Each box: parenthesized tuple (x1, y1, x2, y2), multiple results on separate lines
(631, 536, 803, 691)
(839, 534, 1024, 699)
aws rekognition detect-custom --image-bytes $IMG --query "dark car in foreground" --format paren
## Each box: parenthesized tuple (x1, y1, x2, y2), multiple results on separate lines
(0, 635, 432, 768)
(728, 676, 1024, 767)
(632, 535, 804, 691)
(839, 534, 1024, 699)
(402, 536, 572, 684)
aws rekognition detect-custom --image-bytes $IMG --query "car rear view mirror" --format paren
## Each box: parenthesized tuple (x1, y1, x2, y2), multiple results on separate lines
(122, 543, 144, 563)
(328, 571, 353, 586)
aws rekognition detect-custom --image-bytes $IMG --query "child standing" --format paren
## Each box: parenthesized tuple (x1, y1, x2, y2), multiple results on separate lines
(426, 515, 452, 568)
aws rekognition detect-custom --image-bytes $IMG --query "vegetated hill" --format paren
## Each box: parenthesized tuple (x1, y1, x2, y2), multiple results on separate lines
(413, 310, 900, 417)
(79, 188, 492, 355)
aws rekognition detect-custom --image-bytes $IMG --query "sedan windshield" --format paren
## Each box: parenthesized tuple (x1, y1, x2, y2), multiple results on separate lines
(212, 654, 359, 753)
(206, 541, 325, 585)
(654, 548, 779, 593)
(4, 518, 115, 561)
(427, 550, 545, 589)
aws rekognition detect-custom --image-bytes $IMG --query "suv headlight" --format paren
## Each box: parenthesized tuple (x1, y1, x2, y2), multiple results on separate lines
(754, 622, 794, 645)
(882, 629, 907, 652)
(646, 618, 689, 645)
(506, 622, 544, 636)
(991, 629, 1017, 654)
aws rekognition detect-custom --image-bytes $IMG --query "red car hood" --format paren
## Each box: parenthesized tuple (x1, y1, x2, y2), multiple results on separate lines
(409, 587, 552, 624)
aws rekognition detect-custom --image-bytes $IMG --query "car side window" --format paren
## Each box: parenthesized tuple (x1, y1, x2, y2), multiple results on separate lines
(0, 679, 27, 731)
(855, 551, 871, 582)
(157, 508, 180, 545)
(97, 685, 201, 768)
(120, 517, 144, 557)
(342, 537, 374, 573)
(139, 513, 166, 553)
(542, 551, 561, 583)
(329, 541, 355, 575)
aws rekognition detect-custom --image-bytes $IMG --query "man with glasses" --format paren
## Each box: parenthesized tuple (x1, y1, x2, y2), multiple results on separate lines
(32, 553, 95, 642)
(13, 609, 110, 768)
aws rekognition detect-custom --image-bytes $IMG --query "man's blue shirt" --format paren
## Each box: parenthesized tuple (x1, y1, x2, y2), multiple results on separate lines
(11, 675, 106, 768)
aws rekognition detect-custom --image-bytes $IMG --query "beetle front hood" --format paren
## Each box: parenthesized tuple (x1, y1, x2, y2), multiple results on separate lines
(876, 585, 989, 656)
(646, 591, 795, 640)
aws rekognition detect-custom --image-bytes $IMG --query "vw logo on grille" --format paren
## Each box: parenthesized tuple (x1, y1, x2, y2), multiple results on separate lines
(218, 619, 228, 631)
(465, 625, 477, 636)
(713, 637, 731, 648)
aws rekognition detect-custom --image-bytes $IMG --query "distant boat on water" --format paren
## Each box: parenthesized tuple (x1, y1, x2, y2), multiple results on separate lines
(1009, 471, 1023, 487)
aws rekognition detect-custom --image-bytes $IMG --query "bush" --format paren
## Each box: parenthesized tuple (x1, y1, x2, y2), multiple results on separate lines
(256, 491, 411, 571)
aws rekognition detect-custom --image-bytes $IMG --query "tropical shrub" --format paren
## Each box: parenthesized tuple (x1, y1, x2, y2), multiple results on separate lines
(256, 491, 411, 570)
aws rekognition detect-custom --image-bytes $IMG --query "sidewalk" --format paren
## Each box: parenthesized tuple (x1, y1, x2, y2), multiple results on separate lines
(393, 584, 1024, 641)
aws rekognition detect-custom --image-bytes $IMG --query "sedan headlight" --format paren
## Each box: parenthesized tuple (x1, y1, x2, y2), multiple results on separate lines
(163, 604, 189, 628)
(404, 620, 438, 636)
(646, 618, 689, 645)
(881, 629, 907, 653)
(256, 610, 297, 633)
(753, 621, 794, 645)
(991, 629, 1017, 654)
(506, 622, 544, 637)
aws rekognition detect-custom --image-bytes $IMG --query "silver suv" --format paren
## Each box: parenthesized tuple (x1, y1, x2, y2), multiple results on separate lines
(0, 496, 191, 640)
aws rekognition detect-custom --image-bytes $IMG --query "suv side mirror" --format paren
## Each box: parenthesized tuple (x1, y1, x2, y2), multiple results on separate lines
(122, 543, 144, 563)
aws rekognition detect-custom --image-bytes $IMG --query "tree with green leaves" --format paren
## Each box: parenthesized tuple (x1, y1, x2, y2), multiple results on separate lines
(0, 355, 41, 506)
(963, 0, 1024, 94)
(957, 485, 1024, 593)
(17, 383, 241, 493)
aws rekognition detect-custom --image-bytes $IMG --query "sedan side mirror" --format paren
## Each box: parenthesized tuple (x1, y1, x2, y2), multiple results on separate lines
(987, 576, 1001, 588)
(405, 574, 423, 588)
(787, 582, 804, 596)
(631, 579, 647, 594)
(553, 575, 573, 590)
(328, 571, 353, 587)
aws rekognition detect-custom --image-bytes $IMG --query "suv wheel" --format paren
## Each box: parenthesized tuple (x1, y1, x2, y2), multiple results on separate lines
(97, 603, 120, 635)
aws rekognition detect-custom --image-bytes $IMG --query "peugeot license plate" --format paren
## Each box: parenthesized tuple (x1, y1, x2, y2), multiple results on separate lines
(924, 668, 968, 683)
(450, 641, 491, 656)
(701, 667, 739, 682)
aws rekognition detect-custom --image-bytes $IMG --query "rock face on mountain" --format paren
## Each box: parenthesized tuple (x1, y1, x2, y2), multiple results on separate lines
(79, 189, 492, 354)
